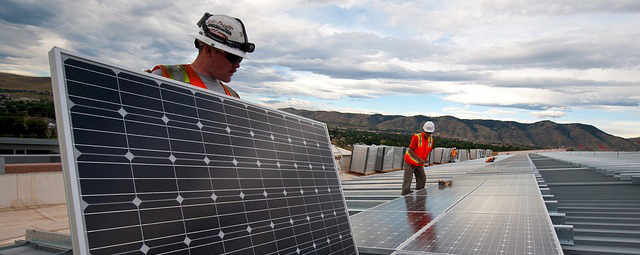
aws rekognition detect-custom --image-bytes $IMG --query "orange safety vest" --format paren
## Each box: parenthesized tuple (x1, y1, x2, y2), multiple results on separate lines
(149, 64, 240, 98)
(404, 132, 433, 166)
(451, 149, 457, 157)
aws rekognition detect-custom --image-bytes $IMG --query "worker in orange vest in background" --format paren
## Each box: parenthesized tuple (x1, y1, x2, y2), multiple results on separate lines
(148, 13, 255, 98)
(402, 121, 435, 195)
(450, 147, 457, 163)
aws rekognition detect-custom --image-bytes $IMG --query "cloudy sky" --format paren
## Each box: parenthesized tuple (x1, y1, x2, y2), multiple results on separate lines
(1, 0, 639, 138)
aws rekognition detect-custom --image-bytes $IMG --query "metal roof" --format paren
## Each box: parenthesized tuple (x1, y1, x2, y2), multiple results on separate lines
(532, 152, 640, 255)
(0, 229, 71, 255)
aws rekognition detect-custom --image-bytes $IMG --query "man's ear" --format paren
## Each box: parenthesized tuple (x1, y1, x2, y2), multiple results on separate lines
(202, 45, 215, 56)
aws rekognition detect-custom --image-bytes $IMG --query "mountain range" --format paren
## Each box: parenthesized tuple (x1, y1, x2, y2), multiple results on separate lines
(280, 108, 640, 151)
(1, 72, 638, 151)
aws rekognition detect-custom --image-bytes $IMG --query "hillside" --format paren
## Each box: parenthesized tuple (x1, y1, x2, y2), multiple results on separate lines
(0, 73, 51, 91)
(281, 108, 640, 151)
(0, 72, 53, 100)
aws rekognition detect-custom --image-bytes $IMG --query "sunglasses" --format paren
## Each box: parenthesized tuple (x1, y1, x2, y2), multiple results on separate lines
(224, 52, 243, 65)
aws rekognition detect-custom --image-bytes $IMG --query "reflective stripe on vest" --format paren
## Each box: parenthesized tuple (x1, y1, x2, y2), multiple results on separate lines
(151, 64, 239, 98)
(405, 151, 421, 165)
(221, 83, 240, 98)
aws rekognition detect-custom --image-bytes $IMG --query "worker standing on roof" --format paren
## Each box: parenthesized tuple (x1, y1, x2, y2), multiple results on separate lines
(148, 13, 255, 98)
(402, 121, 435, 195)
(450, 147, 457, 163)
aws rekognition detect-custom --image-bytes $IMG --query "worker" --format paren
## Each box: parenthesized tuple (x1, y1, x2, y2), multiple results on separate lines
(450, 147, 457, 163)
(402, 121, 435, 195)
(148, 13, 255, 98)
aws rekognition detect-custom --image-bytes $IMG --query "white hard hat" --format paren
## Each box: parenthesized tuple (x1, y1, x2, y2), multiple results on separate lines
(189, 13, 255, 58)
(423, 121, 435, 132)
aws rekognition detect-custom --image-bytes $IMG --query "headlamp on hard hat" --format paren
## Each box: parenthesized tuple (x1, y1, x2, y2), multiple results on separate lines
(196, 12, 255, 53)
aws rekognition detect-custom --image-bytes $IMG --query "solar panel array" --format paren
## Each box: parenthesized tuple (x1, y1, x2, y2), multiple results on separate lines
(350, 154, 563, 255)
(49, 48, 357, 255)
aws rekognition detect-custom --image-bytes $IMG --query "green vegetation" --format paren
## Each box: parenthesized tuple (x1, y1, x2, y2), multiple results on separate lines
(0, 99, 56, 138)
(329, 127, 536, 152)
(0, 99, 55, 118)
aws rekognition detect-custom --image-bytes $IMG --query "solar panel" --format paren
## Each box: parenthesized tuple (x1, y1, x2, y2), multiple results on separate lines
(49, 47, 357, 255)
(399, 213, 561, 255)
(470, 184, 542, 196)
(367, 193, 463, 213)
(350, 210, 436, 252)
(351, 155, 563, 255)
(448, 195, 547, 215)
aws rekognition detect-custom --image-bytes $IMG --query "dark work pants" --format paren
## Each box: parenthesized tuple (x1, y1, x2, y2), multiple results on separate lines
(402, 163, 426, 195)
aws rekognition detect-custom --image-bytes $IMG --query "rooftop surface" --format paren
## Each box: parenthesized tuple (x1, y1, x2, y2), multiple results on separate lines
(2, 152, 639, 254)
(0, 204, 69, 246)
(344, 154, 564, 255)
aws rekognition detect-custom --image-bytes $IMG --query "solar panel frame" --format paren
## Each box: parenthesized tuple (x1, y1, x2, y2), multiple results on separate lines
(49, 47, 358, 255)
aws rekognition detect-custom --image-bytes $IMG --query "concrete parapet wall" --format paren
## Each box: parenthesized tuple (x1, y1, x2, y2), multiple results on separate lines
(0, 172, 66, 209)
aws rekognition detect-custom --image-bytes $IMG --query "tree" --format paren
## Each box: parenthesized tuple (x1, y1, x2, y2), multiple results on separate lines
(0, 116, 27, 137)
(24, 118, 49, 138)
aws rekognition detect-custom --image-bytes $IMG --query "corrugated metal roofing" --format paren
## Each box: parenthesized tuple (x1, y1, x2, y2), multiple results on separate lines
(532, 152, 640, 255)
(0, 229, 72, 255)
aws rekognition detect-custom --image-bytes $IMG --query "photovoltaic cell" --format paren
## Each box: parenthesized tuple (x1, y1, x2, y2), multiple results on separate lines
(49, 48, 357, 255)
(367, 193, 463, 213)
(400, 213, 561, 255)
(350, 210, 436, 251)
(448, 195, 548, 215)
(482, 176, 538, 186)
(469, 185, 542, 196)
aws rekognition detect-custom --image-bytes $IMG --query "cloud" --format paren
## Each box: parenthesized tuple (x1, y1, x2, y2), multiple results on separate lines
(250, 71, 386, 99)
(256, 97, 327, 110)
(585, 119, 640, 139)
(254, 96, 398, 116)
(441, 106, 520, 121)
(441, 84, 570, 110)
(530, 109, 568, 119)
(0, 0, 61, 26)
(1, 0, 639, 138)
(472, 0, 640, 15)
(582, 105, 640, 113)
(463, 32, 640, 70)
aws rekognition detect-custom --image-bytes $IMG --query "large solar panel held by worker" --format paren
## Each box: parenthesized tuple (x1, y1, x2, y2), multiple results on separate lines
(49, 47, 357, 255)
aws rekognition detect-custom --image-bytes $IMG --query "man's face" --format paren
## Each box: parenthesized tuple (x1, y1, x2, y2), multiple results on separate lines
(205, 47, 241, 82)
